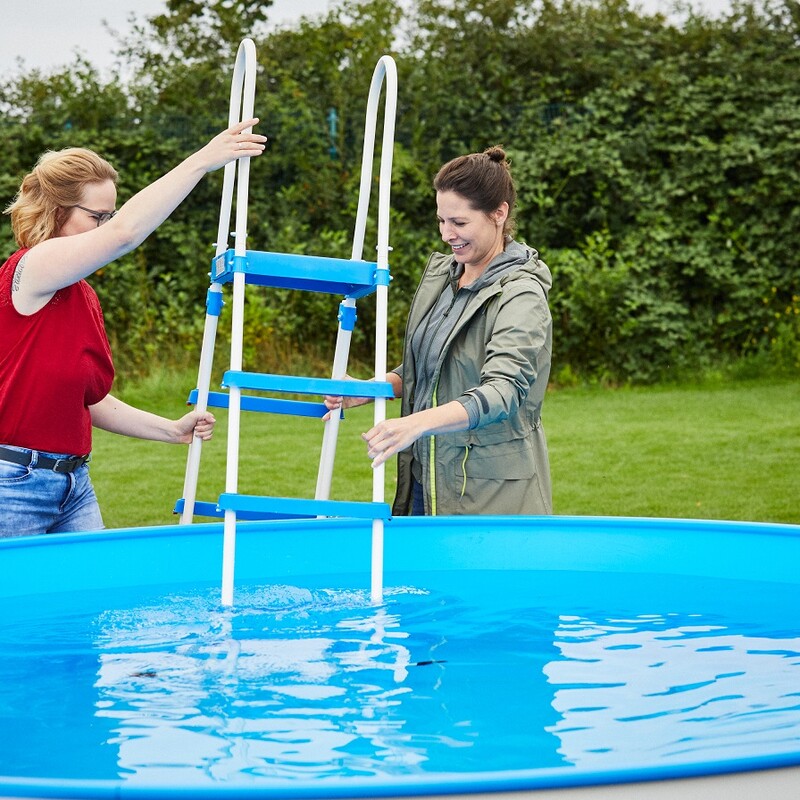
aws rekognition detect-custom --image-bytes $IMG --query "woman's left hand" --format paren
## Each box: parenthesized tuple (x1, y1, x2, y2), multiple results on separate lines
(174, 410, 216, 443)
(362, 417, 425, 468)
(361, 401, 472, 468)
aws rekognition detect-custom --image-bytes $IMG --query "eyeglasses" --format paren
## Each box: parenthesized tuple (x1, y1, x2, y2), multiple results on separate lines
(72, 204, 117, 227)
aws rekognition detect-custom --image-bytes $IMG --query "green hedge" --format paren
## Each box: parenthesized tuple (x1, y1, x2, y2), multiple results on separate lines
(1, 0, 797, 383)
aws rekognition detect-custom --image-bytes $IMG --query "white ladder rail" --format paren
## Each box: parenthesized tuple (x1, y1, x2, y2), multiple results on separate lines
(369, 56, 398, 604)
(221, 40, 257, 607)
(181, 38, 258, 528)
(315, 56, 398, 550)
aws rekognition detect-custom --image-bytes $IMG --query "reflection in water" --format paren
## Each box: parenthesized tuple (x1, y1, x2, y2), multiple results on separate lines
(93, 585, 439, 783)
(9, 570, 799, 785)
(545, 613, 800, 769)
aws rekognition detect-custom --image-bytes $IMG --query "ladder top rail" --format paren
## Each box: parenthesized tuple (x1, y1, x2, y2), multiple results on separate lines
(214, 38, 258, 259)
(233, 39, 258, 259)
(374, 56, 397, 271)
(351, 54, 398, 265)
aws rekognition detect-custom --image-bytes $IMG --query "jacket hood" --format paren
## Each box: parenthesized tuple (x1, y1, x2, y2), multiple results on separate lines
(448, 239, 552, 298)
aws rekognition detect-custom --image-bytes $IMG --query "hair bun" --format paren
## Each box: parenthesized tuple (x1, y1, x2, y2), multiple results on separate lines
(484, 145, 507, 163)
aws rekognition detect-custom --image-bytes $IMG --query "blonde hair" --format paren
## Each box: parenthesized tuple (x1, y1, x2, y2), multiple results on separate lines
(4, 148, 118, 247)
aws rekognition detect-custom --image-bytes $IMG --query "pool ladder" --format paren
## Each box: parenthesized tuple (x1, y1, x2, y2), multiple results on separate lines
(174, 39, 398, 606)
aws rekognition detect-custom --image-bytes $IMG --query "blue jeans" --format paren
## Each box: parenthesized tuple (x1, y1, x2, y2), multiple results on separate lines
(0, 447, 104, 537)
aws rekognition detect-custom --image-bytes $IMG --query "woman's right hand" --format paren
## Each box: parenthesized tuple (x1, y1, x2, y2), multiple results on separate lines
(322, 392, 373, 421)
(323, 374, 374, 419)
(322, 370, 401, 420)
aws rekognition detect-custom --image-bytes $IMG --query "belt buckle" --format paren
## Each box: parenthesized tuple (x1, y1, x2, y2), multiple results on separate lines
(53, 458, 74, 474)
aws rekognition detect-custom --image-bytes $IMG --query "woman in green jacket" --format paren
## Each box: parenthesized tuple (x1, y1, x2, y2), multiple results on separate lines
(327, 145, 552, 516)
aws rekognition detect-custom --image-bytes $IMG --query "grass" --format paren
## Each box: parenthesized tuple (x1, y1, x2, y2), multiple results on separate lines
(545, 380, 799, 523)
(90, 371, 800, 528)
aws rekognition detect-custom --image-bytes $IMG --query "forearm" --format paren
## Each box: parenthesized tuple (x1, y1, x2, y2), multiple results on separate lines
(112, 121, 266, 249)
(18, 120, 265, 300)
(347, 370, 403, 403)
(324, 370, 403, 415)
(90, 394, 182, 443)
(387, 370, 402, 399)
(361, 401, 469, 468)
(405, 401, 469, 438)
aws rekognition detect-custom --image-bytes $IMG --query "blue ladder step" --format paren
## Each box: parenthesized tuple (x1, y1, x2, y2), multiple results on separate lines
(218, 493, 392, 521)
(173, 498, 288, 521)
(222, 371, 394, 399)
(212, 250, 389, 299)
(187, 389, 327, 418)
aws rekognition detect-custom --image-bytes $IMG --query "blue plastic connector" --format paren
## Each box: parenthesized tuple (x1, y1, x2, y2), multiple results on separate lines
(374, 266, 391, 287)
(206, 288, 224, 317)
(338, 303, 358, 331)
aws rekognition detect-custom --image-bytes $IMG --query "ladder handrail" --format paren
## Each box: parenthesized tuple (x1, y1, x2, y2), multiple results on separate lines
(369, 56, 397, 604)
(221, 39, 258, 607)
(180, 39, 257, 526)
(218, 37, 257, 260)
(315, 56, 398, 513)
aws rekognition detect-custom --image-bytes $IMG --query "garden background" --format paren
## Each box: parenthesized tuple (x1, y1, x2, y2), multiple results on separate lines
(1, 0, 797, 525)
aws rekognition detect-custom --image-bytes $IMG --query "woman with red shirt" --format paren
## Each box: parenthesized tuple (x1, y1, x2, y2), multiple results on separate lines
(0, 119, 266, 536)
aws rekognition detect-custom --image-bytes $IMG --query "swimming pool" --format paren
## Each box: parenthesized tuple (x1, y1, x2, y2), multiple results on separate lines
(1, 514, 798, 798)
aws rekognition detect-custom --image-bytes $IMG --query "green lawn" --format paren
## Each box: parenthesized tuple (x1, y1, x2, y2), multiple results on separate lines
(545, 381, 798, 523)
(91, 374, 800, 528)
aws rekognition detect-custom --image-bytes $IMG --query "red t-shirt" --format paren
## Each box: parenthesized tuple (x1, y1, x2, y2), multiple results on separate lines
(0, 248, 115, 455)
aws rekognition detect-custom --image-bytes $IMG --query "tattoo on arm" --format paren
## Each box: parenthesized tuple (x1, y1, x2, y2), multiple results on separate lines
(11, 255, 26, 293)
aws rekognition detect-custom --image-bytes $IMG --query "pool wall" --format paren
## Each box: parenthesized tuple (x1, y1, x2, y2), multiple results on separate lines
(2, 515, 799, 600)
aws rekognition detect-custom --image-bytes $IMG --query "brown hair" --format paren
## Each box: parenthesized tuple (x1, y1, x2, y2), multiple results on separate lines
(4, 148, 118, 247)
(433, 145, 517, 237)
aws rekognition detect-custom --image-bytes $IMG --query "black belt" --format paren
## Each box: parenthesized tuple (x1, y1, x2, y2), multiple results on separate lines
(0, 446, 90, 474)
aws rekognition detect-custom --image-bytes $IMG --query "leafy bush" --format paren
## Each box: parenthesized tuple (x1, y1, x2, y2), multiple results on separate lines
(1, 0, 798, 385)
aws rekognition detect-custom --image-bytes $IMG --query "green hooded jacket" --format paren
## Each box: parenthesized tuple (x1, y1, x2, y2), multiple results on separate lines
(392, 241, 553, 516)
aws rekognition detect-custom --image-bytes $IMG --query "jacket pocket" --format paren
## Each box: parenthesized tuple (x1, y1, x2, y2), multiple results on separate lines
(455, 436, 536, 481)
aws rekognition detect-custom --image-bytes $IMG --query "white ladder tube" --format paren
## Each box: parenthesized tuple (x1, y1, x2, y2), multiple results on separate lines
(370, 56, 397, 604)
(314, 302, 354, 500)
(181, 38, 257, 526)
(314, 79, 377, 499)
(316, 57, 398, 524)
(219, 39, 257, 607)
(221, 273, 245, 607)
(179, 286, 222, 523)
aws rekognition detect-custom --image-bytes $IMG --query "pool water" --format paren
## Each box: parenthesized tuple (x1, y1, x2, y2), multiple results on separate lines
(1, 568, 799, 786)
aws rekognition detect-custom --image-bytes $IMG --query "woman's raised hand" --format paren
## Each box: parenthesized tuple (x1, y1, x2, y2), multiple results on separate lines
(198, 118, 267, 172)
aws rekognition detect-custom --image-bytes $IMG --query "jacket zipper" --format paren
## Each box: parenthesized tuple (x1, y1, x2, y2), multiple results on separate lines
(460, 445, 470, 498)
(429, 383, 438, 515)
(422, 289, 460, 517)
(422, 282, 499, 514)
